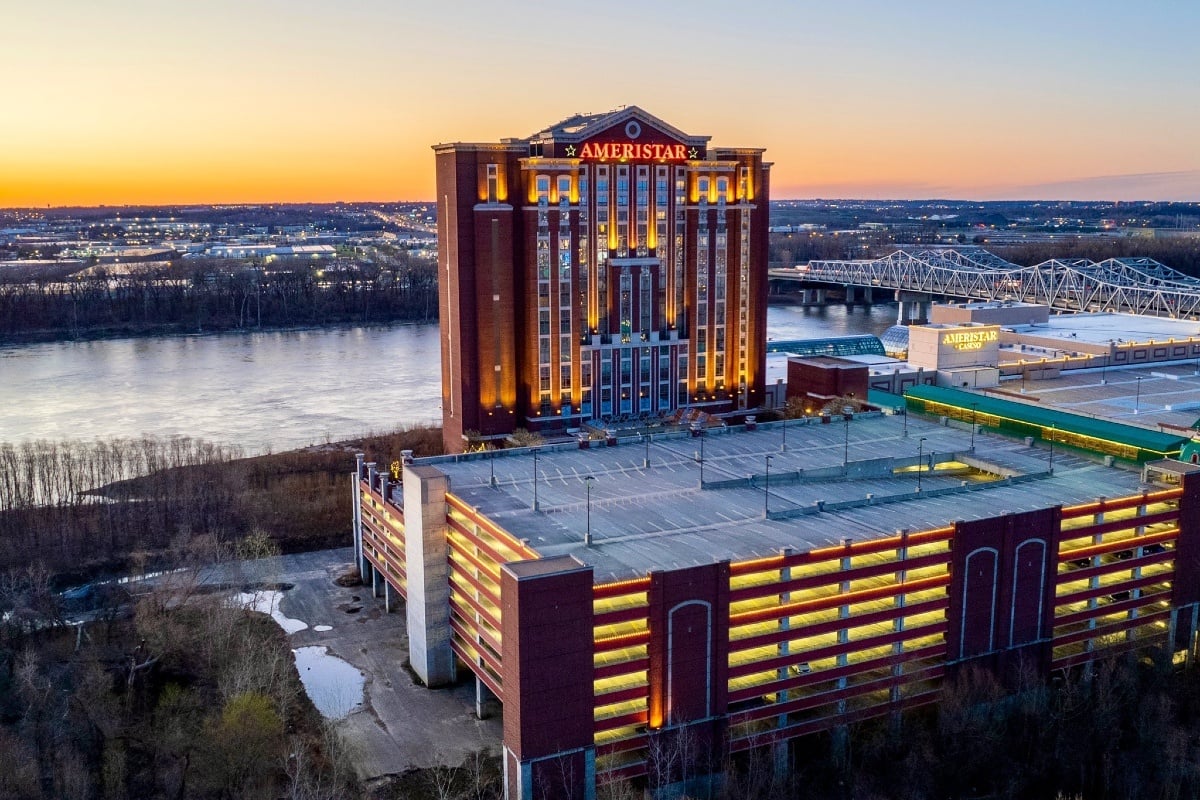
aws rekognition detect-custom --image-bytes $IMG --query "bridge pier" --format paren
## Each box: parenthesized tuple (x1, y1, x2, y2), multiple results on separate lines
(895, 291, 932, 324)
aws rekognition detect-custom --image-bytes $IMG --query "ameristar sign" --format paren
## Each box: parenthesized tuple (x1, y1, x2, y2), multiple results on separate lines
(575, 142, 692, 161)
(942, 329, 999, 351)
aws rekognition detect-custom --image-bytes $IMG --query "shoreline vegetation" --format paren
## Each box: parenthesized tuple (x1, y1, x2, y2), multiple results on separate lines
(0, 255, 438, 346)
(4, 236, 1199, 347)
(0, 426, 443, 587)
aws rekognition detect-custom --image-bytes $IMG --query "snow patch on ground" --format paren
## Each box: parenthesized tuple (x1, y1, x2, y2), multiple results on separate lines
(235, 590, 308, 634)
(293, 646, 365, 719)
(313, 624, 333, 632)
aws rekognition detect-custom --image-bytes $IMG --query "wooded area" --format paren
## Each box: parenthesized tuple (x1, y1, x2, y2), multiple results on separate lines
(0, 540, 355, 800)
(0, 427, 443, 583)
(0, 255, 438, 343)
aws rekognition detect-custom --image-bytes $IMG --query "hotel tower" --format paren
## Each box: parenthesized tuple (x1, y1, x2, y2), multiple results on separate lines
(433, 107, 770, 452)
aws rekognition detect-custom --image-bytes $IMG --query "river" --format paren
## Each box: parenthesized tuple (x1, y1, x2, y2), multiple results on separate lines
(0, 303, 897, 453)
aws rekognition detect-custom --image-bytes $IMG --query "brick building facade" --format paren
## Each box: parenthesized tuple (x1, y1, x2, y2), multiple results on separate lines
(433, 107, 771, 452)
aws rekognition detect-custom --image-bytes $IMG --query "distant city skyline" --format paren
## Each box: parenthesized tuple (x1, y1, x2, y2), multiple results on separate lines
(3, 0, 1199, 207)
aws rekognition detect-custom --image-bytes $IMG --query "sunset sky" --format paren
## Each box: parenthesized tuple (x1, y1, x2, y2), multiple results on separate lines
(3, 0, 1199, 206)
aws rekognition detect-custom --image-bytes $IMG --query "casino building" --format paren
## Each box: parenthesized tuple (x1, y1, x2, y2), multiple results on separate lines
(433, 107, 771, 453)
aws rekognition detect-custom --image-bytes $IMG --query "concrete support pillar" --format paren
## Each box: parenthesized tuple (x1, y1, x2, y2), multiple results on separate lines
(384, 580, 393, 613)
(895, 291, 933, 324)
(403, 464, 456, 687)
(475, 676, 499, 720)
(371, 564, 380, 598)
(353, 453, 365, 580)
(363, 461, 377, 579)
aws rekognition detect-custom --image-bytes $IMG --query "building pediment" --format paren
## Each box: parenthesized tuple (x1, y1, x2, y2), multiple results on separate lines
(532, 106, 709, 160)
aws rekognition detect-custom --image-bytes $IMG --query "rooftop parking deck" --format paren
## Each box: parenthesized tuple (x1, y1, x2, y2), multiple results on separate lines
(406, 414, 1156, 583)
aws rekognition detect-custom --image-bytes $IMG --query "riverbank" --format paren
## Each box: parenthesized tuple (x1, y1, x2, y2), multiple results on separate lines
(0, 426, 443, 587)
(0, 314, 438, 348)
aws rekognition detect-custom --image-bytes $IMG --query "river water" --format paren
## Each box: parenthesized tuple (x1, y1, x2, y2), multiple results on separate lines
(0, 303, 897, 453)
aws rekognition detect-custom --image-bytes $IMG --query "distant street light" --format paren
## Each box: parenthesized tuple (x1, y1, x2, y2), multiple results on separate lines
(1134, 376, 1142, 414)
(764, 455, 774, 518)
(532, 448, 540, 511)
(644, 434, 651, 468)
(1048, 425, 1055, 475)
(917, 437, 927, 493)
(843, 414, 850, 467)
(585, 475, 594, 546)
(781, 417, 787, 452)
(970, 402, 978, 451)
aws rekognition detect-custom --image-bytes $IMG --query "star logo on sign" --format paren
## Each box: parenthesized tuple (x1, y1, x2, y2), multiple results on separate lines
(688, 147, 699, 159)
(565, 145, 577, 157)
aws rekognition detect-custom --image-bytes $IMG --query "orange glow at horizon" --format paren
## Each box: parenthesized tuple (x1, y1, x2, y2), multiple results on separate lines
(3, 2, 1199, 207)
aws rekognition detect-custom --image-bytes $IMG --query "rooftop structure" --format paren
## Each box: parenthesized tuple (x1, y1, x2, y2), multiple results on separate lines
(401, 414, 1147, 583)
(352, 407, 1200, 798)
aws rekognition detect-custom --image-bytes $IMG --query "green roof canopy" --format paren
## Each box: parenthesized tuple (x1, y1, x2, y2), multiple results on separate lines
(867, 389, 907, 411)
(905, 384, 1189, 459)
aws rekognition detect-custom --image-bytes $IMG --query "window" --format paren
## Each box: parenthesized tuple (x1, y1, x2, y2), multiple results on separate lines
(486, 164, 498, 204)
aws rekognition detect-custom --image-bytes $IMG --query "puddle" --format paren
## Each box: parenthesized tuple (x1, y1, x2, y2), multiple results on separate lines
(293, 645, 365, 719)
(235, 590, 308, 634)
(313, 624, 333, 632)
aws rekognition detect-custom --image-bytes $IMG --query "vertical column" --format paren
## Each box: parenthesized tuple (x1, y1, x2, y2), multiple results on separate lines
(891, 531, 909, 708)
(363, 462, 377, 585)
(501, 555, 594, 800)
(646, 562, 731, 797)
(353, 453, 365, 578)
(1171, 473, 1200, 657)
(1087, 505, 1104, 657)
(403, 464, 456, 687)
(775, 548, 793, 779)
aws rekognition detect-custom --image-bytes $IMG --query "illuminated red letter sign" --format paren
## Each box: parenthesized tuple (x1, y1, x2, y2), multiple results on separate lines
(578, 142, 688, 161)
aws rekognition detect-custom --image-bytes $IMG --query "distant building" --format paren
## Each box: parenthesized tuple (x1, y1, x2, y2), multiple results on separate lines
(432, 107, 771, 452)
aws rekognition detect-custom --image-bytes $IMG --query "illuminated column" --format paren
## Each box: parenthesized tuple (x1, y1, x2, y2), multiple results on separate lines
(1087, 504, 1105, 658)
(403, 464, 456, 687)
(378, 469, 391, 605)
(500, 555, 594, 800)
(891, 531, 909, 708)
(836, 539, 852, 716)
(1128, 499, 1149, 641)
(775, 548, 793, 778)
(353, 453, 365, 578)
(363, 462, 377, 586)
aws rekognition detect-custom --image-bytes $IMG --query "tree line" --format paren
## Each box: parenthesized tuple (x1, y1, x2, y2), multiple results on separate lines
(0, 254, 439, 343)
(0, 425, 446, 584)
(994, 236, 1200, 277)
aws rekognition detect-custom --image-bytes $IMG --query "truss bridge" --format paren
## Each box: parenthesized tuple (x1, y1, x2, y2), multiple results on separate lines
(768, 247, 1200, 319)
